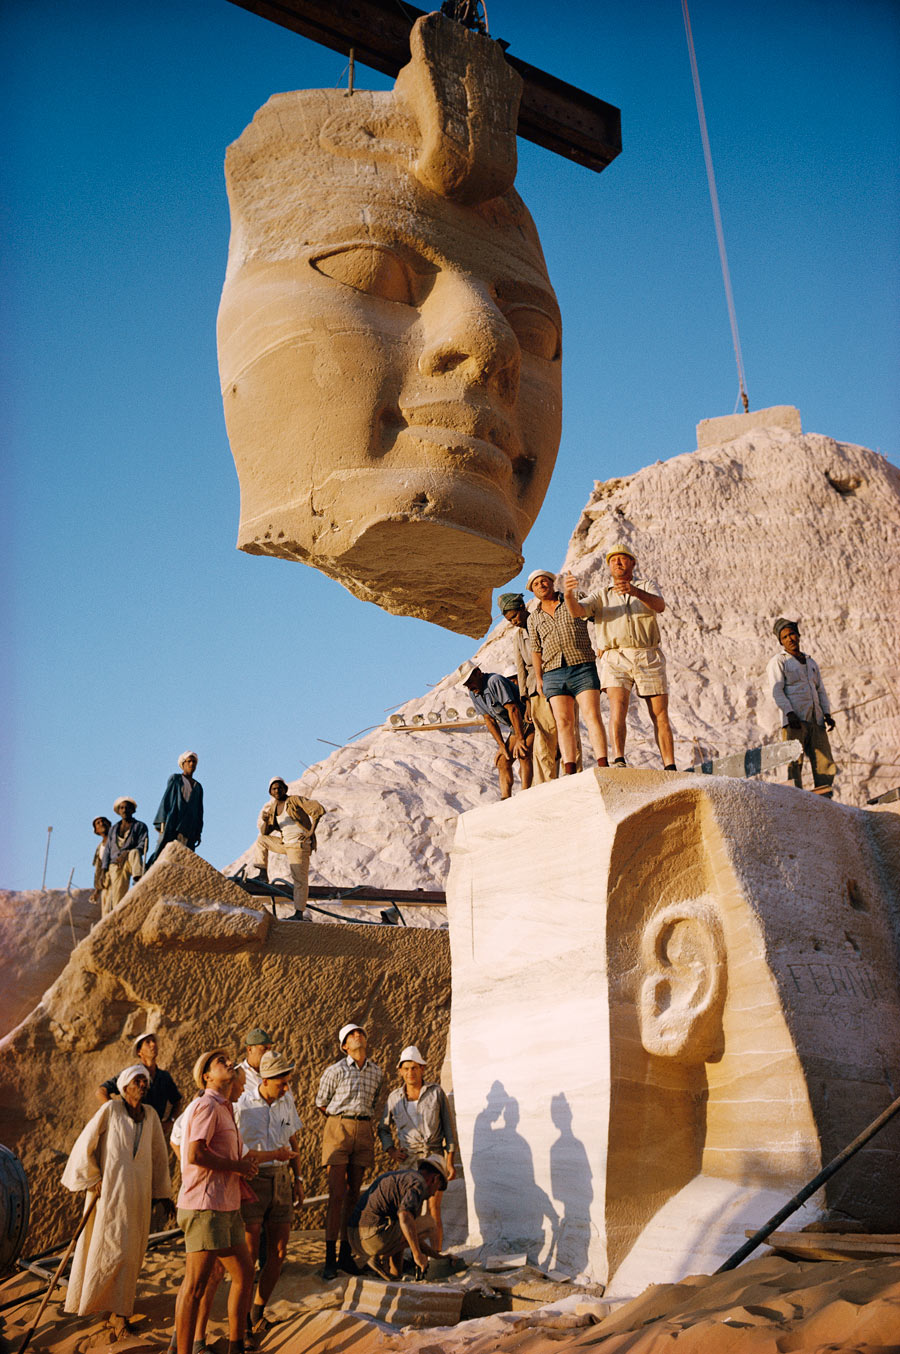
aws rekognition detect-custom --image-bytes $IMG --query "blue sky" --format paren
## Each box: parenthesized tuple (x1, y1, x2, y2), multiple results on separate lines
(3, 0, 898, 890)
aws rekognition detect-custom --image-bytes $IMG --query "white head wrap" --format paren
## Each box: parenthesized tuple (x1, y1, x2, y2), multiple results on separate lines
(178, 750, 199, 770)
(117, 1064, 150, 1095)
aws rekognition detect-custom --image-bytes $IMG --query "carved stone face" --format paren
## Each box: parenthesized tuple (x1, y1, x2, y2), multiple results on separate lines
(217, 18, 563, 635)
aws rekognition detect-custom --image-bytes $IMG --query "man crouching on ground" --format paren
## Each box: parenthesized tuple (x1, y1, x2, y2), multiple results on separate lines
(348, 1155, 448, 1281)
(175, 1051, 258, 1354)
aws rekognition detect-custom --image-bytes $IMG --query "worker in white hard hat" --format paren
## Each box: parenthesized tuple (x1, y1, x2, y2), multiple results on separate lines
(315, 1023, 384, 1280)
(378, 1045, 457, 1251)
(565, 544, 677, 769)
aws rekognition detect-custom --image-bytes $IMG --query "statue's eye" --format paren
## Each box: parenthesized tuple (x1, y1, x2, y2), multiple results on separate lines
(312, 246, 413, 305)
(503, 306, 561, 361)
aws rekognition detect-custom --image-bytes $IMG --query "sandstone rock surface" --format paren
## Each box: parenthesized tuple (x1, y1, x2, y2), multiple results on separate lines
(218, 13, 562, 636)
(230, 427, 900, 893)
(446, 769, 900, 1290)
(0, 845, 450, 1254)
(0, 889, 96, 1037)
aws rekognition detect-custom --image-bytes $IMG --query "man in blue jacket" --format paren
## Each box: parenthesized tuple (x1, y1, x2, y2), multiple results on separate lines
(147, 751, 203, 866)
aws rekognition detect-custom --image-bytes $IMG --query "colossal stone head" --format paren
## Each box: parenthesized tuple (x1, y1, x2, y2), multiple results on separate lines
(447, 772, 900, 1288)
(218, 15, 562, 636)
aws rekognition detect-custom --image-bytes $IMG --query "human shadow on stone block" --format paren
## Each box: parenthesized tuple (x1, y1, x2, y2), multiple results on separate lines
(549, 1092, 593, 1276)
(471, 1081, 559, 1263)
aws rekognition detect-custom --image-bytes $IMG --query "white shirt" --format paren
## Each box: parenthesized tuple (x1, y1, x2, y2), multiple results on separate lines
(767, 650, 831, 725)
(235, 1088, 302, 1169)
(274, 806, 308, 847)
(238, 1059, 261, 1095)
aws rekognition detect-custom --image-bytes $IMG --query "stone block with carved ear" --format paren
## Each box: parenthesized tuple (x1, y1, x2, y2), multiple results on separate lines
(446, 770, 900, 1289)
(217, 13, 562, 637)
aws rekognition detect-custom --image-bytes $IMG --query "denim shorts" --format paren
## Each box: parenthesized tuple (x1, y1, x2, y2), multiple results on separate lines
(543, 661, 601, 699)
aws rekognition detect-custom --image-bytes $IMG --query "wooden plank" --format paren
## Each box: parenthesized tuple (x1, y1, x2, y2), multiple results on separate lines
(392, 720, 484, 733)
(748, 1230, 900, 1261)
(224, 0, 622, 174)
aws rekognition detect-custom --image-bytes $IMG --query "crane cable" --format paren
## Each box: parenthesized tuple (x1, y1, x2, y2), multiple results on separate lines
(681, 0, 750, 414)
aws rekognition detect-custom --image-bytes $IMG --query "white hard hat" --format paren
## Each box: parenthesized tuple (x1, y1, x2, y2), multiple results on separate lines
(526, 568, 556, 591)
(397, 1045, 426, 1067)
(339, 1022, 365, 1047)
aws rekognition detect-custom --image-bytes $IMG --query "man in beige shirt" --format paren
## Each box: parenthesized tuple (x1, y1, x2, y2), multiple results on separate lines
(251, 778, 325, 919)
(565, 545, 676, 770)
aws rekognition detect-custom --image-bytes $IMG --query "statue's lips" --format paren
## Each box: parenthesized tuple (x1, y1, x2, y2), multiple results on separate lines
(396, 401, 523, 481)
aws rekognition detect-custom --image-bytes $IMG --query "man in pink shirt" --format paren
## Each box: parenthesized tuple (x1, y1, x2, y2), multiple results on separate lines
(175, 1050, 258, 1354)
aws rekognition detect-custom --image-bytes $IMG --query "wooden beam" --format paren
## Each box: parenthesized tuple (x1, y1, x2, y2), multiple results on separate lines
(225, 0, 621, 174)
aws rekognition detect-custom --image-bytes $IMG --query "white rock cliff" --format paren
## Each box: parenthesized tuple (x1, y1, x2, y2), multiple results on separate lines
(230, 424, 900, 893)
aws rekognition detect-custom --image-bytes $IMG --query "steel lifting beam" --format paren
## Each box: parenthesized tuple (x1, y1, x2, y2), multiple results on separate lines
(225, 0, 622, 173)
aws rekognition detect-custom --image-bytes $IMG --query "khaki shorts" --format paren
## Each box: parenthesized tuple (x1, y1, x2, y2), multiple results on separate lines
(322, 1115, 375, 1169)
(240, 1167, 293, 1226)
(178, 1207, 245, 1254)
(600, 646, 668, 697)
(349, 1213, 435, 1261)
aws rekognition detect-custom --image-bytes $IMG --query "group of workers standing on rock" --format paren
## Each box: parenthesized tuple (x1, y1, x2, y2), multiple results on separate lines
(465, 543, 838, 797)
(86, 548, 838, 920)
(90, 752, 205, 916)
(89, 761, 327, 921)
(61, 1021, 457, 1349)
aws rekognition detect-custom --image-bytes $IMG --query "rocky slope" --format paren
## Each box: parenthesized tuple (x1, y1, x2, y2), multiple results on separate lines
(0, 845, 452, 1253)
(230, 425, 900, 892)
(0, 889, 97, 1037)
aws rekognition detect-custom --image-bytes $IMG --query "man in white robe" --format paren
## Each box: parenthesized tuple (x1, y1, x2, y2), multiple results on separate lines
(61, 1064, 171, 1330)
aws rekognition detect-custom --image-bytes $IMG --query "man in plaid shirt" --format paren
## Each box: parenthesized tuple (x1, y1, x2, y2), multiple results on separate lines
(316, 1022, 384, 1280)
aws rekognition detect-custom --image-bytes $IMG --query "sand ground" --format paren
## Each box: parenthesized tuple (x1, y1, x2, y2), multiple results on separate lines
(3, 1230, 900, 1354)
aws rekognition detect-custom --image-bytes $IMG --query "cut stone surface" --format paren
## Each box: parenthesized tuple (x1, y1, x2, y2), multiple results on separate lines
(445, 770, 900, 1292)
(696, 404, 802, 447)
(229, 427, 900, 893)
(0, 844, 451, 1255)
(342, 1275, 465, 1327)
(218, 13, 562, 636)
(139, 896, 271, 950)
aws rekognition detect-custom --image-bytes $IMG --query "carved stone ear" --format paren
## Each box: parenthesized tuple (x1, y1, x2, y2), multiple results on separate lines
(638, 902, 726, 1061)
(394, 13, 522, 204)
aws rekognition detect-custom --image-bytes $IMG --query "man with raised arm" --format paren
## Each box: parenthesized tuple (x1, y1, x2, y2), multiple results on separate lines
(564, 545, 675, 770)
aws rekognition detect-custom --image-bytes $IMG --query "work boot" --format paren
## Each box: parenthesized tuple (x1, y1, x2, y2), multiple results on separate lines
(322, 1239, 339, 1281)
(338, 1241, 360, 1275)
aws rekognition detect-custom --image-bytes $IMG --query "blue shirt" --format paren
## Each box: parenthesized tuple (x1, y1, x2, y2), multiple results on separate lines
(470, 672, 519, 735)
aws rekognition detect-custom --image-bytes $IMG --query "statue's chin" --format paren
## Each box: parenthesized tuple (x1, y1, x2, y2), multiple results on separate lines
(236, 473, 526, 636)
